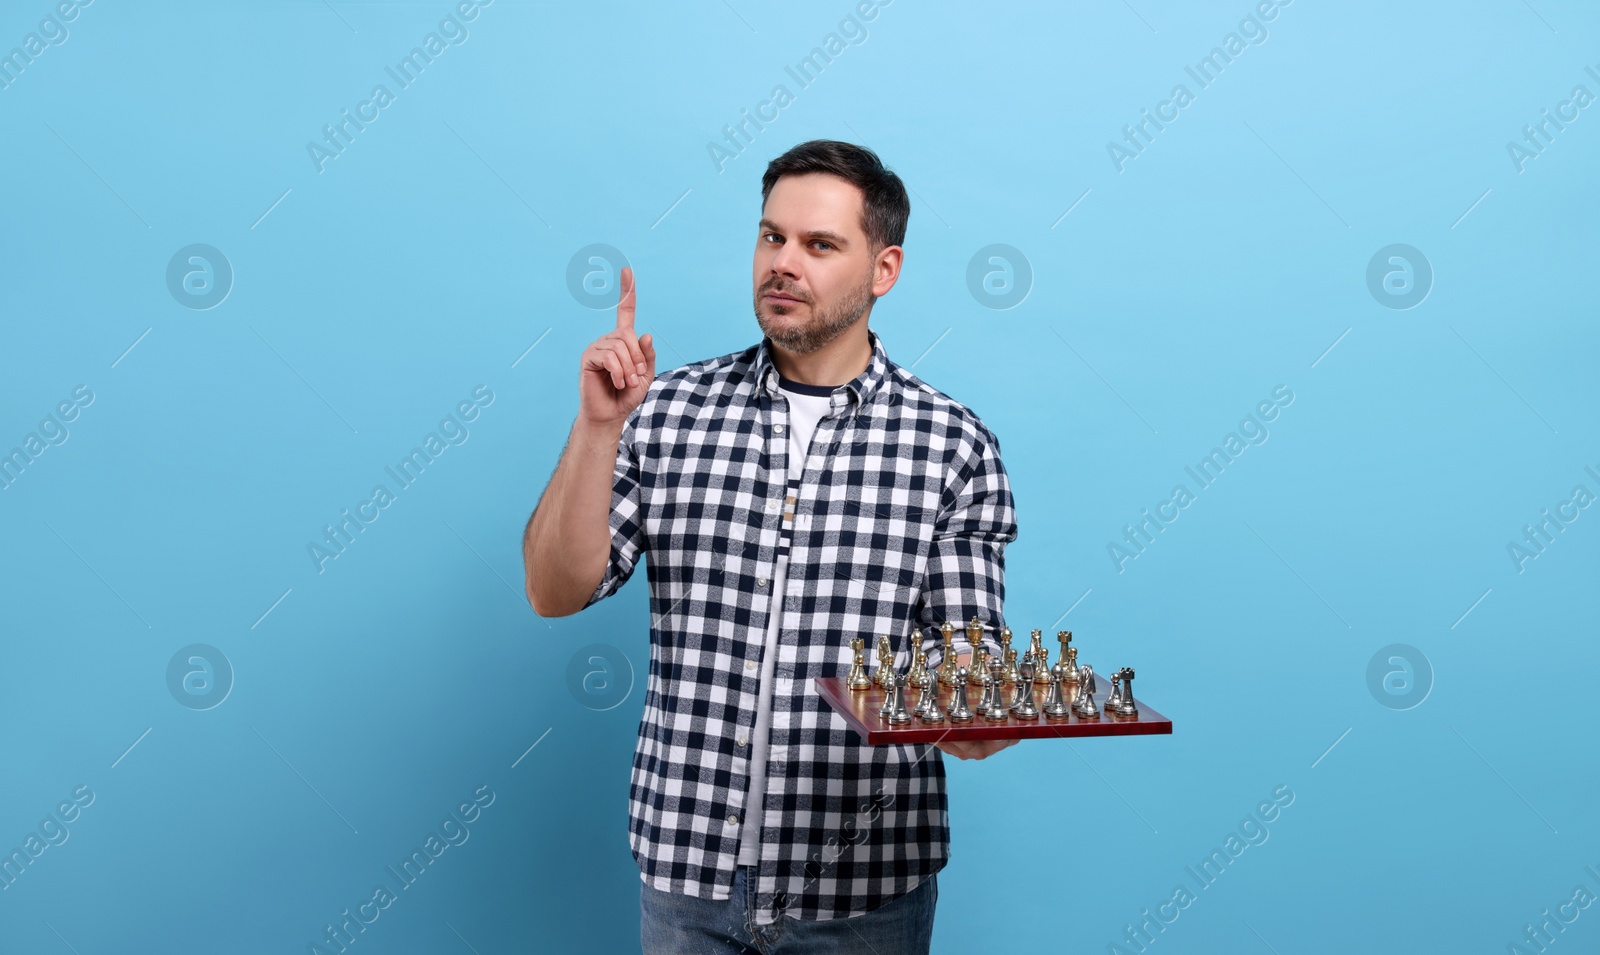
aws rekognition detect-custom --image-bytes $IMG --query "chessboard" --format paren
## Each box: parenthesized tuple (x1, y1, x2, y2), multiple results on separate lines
(815, 667, 1173, 745)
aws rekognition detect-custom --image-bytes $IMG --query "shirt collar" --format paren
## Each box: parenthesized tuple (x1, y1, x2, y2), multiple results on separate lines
(752, 326, 891, 413)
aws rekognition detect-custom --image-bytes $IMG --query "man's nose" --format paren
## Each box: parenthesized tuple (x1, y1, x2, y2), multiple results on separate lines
(768, 241, 802, 279)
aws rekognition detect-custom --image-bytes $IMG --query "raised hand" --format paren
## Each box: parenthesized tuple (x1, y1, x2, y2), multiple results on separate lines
(578, 266, 656, 428)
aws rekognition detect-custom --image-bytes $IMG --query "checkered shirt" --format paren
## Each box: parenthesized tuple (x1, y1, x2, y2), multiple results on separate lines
(584, 326, 1018, 924)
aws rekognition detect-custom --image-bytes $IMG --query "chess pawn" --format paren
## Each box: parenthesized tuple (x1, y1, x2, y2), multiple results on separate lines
(1030, 630, 1052, 685)
(1012, 657, 1040, 720)
(885, 672, 914, 724)
(878, 638, 900, 719)
(981, 658, 1010, 721)
(847, 637, 873, 690)
(908, 644, 930, 689)
(937, 621, 961, 687)
(997, 626, 1015, 684)
(1050, 631, 1074, 685)
(1116, 668, 1139, 718)
(874, 634, 894, 688)
(947, 666, 974, 723)
(1042, 671, 1071, 719)
(1063, 646, 1080, 685)
(1105, 670, 1124, 713)
(970, 642, 989, 687)
(1074, 665, 1100, 718)
(915, 676, 946, 723)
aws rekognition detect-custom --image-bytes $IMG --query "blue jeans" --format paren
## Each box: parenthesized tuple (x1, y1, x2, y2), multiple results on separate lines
(639, 865, 937, 954)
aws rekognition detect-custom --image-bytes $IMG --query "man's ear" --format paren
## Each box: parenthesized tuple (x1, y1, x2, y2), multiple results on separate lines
(872, 245, 903, 297)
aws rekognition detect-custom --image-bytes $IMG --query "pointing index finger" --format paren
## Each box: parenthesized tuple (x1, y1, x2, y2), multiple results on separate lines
(615, 266, 635, 331)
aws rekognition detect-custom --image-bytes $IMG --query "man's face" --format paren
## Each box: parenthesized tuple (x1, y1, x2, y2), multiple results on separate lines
(752, 172, 883, 355)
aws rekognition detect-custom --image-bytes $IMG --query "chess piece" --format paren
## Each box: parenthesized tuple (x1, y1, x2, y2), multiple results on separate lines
(1009, 652, 1032, 712)
(1105, 669, 1124, 713)
(948, 666, 974, 722)
(1013, 657, 1040, 720)
(1063, 646, 1080, 685)
(980, 658, 1009, 721)
(998, 627, 1016, 685)
(937, 621, 961, 687)
(1073, 665, 1100, 719)
(1030, 630, 1051, 685)
(1115, 668, 1138, 718)
(1051, 631, 1075, 685)
(847, 637, 873, 690)
(908, 644, 931, 689)
(915, 676, 946, 723)
(874, 635, 894, 688)
(879, 635, 899, 718)
(885, 672, 914, 724)
(964, 616, 984, 673)
(1042, 671, 1071, 719)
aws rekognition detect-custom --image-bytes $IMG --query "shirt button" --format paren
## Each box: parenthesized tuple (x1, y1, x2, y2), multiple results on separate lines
(727, 813, 739, 826)
(757, 577, 768, 587)
(774, 424, 785, 433)
(768, 500, 779, 511)
(746, 660, 758, 670)
(737, 736, 748, 746)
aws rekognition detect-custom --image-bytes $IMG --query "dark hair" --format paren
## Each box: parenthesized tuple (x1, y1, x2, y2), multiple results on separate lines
(761, 140, 910, 253)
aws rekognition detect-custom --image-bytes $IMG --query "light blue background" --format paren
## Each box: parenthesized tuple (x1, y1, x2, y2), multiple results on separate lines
(2, 1, 1596, 952)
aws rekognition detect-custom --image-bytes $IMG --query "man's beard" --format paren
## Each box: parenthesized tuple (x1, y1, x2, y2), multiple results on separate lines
(753, 271, 875, 355)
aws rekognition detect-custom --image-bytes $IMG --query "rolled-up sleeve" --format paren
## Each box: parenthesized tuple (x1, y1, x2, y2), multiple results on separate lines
(917, 424, 1019, 669)
(583, 408, 647, 609)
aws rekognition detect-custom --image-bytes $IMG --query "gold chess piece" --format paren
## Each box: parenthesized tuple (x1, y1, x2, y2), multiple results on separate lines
(908, 644, 931, 688)
(874, 634, 894, 688)
(1051, 631, 1075, 684)
(847, 637, 873, 690)
(964, 616, 987, 689)
(998, 626, 1017, 685)
(1063, 646, 1080, 684)
(937, 620, 961, 687)
(1030, 629, 1052, 685)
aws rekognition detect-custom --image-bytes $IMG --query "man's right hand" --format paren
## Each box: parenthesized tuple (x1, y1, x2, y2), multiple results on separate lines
(579, 266, 656, 429)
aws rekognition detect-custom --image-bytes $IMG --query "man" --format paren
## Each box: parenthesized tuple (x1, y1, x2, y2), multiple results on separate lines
(523, 140, 1019, 953)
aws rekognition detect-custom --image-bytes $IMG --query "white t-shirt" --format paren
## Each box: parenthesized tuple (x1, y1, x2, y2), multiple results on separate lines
(737, 374, 839, 865)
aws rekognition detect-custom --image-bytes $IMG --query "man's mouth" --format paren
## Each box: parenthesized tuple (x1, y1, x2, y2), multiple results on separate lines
(764, 291, 804, 304)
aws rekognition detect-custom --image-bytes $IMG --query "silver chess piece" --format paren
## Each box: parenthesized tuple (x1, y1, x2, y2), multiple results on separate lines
(1073, 664, 1100, 719)
(1115, 668, 1138, 718)
(1010, 652, 1034, 712)
(878, 635, 900, 718)
(1042, 671, 1071, 719)
(915, 675, 946, 723)
(948, 666, 974, 722)
(1012, 657, 1040, 720)
(1105, 669, 1124, 713)
(980, 658, 1009, 721)
(885, 672, 914, 724)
